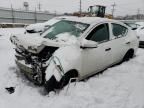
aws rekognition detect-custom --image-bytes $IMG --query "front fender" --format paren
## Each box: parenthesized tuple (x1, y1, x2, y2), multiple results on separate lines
(45, 45, 81, 82)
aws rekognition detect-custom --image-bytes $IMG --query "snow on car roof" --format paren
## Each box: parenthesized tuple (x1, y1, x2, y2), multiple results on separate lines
(61, 16, 114, 24)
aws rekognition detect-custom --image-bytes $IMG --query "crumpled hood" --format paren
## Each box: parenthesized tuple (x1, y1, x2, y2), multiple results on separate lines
(10, 33, 44, 48)
(10, 33, 79, 53)
(10, 33, 58, 53)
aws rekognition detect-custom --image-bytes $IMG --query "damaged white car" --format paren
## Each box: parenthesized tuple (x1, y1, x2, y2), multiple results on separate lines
(10, 17, 139, 93)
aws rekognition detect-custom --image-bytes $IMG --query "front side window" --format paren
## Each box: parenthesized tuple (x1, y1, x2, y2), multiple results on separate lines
(112, 23, 128, 38)
(86, 23, 109, 43)
(42, 20, 89, 39)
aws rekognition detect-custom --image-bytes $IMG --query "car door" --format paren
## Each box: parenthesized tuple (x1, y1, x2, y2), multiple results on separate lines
(81, 23, 113, 78)
(108, 23, 130, 64)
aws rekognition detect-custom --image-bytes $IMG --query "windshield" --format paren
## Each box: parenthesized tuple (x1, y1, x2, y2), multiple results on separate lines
(41, 20, 89, 39)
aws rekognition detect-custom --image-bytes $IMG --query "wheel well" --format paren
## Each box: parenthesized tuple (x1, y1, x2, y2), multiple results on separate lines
(44, 69, 79, 92)
(64, 69, 79, 78)
(58, 69, 79, 88)
(127, 49, 134, 57)
(123, 48, 134, 61)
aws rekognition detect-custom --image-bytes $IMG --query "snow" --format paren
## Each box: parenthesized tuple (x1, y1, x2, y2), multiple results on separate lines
(26, 18, 60, 32)
(55, 32, 78, 44)
(26, 23, 46, 31)
(11, 33, 45, 50)
(136, 22, 144, 26)
(44, 18, 60, 26)
(1, 28, 144, 108)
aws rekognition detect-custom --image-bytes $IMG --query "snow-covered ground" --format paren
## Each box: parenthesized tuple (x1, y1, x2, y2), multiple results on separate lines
(0, 28, 144, 108)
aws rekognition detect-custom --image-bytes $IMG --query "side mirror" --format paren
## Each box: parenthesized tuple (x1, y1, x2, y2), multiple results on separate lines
(80, 39, 98, 49)
(131, 27, 137, 30)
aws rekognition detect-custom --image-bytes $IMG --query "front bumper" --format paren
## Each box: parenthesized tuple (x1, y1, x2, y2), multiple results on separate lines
(15, 59, 33, 74)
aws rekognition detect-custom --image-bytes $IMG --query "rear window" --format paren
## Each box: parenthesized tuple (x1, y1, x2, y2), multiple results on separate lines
(111, 23, 128, 38)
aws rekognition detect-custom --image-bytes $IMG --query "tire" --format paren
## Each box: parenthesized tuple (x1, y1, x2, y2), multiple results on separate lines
(123, 49, 134, 62)
(59, 70, 78, 89)
(44, 70, 78, 93)
(44, 76, 59, 93)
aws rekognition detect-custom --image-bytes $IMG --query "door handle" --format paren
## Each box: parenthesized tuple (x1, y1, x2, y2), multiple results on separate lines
(105, 48, 111, 51)
(126, 42, 131, 44)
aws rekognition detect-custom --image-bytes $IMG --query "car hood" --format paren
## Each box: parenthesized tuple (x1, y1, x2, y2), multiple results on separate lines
(10, 33, 79, 53)
(26, 23, 45, 32)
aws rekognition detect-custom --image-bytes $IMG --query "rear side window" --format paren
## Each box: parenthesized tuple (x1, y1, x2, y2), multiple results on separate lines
(111, 23, 128, 38)
(86, 23, 109, 43)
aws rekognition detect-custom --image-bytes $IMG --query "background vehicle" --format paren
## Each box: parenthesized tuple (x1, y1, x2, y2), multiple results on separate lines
(25, 18, 60, 34)
(25, 16, 77, 34)
(73, 5, 113, 19)
(136, 26, 144, 47)
(124, 22, 140, 30)
(10, 17, 139, 93)
(88, 5, 106, 17)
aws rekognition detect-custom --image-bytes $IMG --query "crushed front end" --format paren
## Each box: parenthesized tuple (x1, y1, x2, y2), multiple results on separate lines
(14, 45, 58, 85)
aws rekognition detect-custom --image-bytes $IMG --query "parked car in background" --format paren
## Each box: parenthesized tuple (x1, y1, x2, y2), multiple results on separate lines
(135, 22, 144, 27)
(25, 18, 60, 34)
(136, 26, 144, 47)
(25, 16, 76, 34)
(124, 22, 140, 30)
(10, 17, 139, 93)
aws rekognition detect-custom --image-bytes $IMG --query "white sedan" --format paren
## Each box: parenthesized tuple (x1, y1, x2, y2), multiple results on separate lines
(10, 17, 139, 93)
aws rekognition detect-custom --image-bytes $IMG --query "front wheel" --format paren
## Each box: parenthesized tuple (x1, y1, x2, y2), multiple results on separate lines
(44, 70, 78, 93)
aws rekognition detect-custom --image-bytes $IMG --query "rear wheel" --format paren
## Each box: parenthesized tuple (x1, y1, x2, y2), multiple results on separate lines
(123, 49, 134, 62)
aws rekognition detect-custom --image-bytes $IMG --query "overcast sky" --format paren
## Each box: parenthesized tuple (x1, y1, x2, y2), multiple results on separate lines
(0, 0, 144, 16)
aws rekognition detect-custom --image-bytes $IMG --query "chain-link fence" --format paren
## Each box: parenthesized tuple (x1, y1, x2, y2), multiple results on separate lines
(0, 7, 60, 24)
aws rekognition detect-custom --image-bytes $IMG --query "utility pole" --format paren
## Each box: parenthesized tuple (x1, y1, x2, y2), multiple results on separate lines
(137, 8, 140, 20)
(111, 2, 116, 18)
(11, 4, 15, 23)
(34, 8, 37, 23)
(54, 11, 57, 16)
(38, 3, 41, 11)
(79, 0, 82, 16)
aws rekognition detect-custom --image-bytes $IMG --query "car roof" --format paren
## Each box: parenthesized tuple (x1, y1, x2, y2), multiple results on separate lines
(59, 16, 117, 25)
